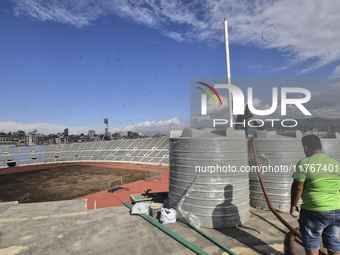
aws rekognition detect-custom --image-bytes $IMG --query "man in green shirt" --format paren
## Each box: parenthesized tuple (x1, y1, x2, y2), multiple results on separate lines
(291, 134, 340, 255)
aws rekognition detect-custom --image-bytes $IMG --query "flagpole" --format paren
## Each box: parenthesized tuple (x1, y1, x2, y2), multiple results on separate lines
(223, 18, 233, 128)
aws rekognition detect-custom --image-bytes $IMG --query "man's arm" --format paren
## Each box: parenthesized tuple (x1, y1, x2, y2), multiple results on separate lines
(290, 180, 304, 217)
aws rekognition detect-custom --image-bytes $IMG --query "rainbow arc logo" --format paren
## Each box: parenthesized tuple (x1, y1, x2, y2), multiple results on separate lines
(196, 82, 222, 107)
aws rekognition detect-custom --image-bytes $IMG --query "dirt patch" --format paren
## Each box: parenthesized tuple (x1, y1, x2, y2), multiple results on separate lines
(0, 165, 146, 203)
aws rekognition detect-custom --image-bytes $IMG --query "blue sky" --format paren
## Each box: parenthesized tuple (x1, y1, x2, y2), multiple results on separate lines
(1, 0, 340, 135)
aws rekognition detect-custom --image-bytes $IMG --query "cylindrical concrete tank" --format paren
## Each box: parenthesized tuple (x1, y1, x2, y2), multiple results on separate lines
(169, 128, 249, 228)
(321, 132, 340, 161)
(248, 130, 305, 213)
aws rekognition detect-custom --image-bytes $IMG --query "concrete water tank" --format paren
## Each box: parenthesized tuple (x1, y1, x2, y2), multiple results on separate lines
(248, 130, 305, 213)
(169, 128, 249, 228)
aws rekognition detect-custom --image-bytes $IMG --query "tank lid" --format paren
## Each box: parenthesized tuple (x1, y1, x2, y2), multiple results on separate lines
(255, 130, 303, 139)
(277, 130, 303, 138)
(180, 127, 245, 138)
(169, 129, 183, 138)
(320, 132, 340, 139)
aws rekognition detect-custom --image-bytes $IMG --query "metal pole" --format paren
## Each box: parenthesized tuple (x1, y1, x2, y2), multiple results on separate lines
(223, 18, 233, 128)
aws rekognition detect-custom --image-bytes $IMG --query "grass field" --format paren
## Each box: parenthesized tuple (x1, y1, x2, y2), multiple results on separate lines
(0, 165, 146, 203)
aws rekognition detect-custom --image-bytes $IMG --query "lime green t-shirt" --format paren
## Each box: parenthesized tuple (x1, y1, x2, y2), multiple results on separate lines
(292, 153, 340, 211)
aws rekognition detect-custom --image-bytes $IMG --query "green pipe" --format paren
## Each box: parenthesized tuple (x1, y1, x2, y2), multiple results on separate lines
(122, 202, 209, 255)
(132, 197, 153, 203)
(132, 196, 167, 203)
(191, 226, 237, 255)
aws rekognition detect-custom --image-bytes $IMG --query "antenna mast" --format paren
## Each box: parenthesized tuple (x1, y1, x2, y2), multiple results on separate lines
(223, 18, 233, 128)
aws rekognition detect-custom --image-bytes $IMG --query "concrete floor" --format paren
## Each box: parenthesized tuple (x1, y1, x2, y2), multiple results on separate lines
(0, 199, 307, 255)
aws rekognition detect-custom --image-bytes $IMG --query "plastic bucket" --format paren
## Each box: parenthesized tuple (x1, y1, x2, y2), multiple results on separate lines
(150, 203, 163, 218)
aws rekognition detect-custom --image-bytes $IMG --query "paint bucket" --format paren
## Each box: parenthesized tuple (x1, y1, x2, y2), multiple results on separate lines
(150, 203, 163, 218)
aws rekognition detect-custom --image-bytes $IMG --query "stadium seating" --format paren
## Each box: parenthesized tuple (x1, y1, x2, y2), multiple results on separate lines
(0, 136, 169, 168)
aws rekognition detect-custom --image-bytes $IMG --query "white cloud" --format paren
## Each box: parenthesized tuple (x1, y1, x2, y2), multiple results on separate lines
(110, 117, 188, 135)
(0, 121, 93, 135)
(0, 118, 188, 136)
(254, 89, 340, 119)
(11, 0, 340, 74)
(164, 31, 185, 42)
(250, 89, 340, 120)
(305, 89, 340, 118)
(207, 1, 340, 74)
(191, 87, 340, 129)
(12, 0, 105, 28)
(190, 94, 283, 128)
(4, 90, 335, 135)
(330, 81, 340, 88)
(206, 94, 277, 117)
(332, 65, 340, 78)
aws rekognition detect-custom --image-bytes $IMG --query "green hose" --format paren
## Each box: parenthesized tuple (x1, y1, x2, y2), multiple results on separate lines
(122, 202, 209, 255)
